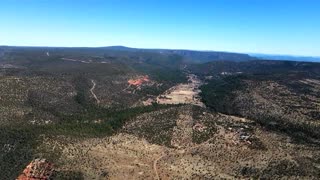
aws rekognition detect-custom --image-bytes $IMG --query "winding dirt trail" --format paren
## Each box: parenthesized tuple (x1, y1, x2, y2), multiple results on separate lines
(61, 58, 90, 63)
(90, 79, 100, 104)
(153, 154, 165, 180)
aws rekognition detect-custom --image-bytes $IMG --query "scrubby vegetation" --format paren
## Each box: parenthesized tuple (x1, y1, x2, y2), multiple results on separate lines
(0, 47, 189, 179)
(199, 69, 320, 144)
(0, 102, 178, 179)
(1, 47, 320, 179)
(123, 106, 181, 147)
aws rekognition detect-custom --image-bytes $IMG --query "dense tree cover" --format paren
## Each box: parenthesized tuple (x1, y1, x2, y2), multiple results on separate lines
(200, 75, 246, 114)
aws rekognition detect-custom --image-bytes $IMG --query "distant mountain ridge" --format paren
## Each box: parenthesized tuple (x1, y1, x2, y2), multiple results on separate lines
(101, 46, 256, 63)
(1, 45, 319, 63)
(250, 53, 320, 62)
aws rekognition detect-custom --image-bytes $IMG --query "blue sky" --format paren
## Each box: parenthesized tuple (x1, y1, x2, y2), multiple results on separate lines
(0, 0, 319, 56)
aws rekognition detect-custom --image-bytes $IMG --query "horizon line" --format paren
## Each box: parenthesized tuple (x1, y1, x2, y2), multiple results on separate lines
(1, 44, 320, 58)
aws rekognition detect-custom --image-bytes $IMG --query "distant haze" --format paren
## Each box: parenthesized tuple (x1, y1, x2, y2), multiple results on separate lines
(249, 53, 320, 62)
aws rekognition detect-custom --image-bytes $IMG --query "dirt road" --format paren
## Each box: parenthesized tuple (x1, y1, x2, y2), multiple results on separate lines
(61, 58, 90, 63)
(90, 79, 100, 104)
(153, 154, 165, 180)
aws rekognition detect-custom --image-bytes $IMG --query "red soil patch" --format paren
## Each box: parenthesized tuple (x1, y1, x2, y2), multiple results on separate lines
(16, 159, 54, 180)
(128, 75, 150, 86)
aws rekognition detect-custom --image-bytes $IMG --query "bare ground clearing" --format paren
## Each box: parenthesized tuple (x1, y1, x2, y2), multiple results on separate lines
(155, 74, 205, 107)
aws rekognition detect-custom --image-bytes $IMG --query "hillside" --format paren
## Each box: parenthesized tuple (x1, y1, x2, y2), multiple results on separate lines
(1, 47, 320, 179)
(194, 60, 320, 143)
